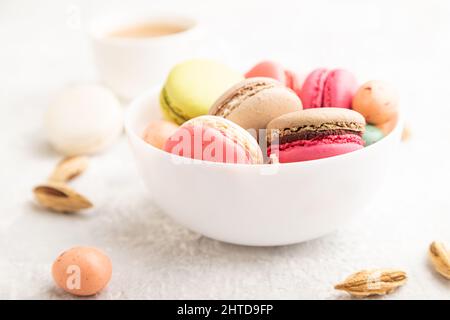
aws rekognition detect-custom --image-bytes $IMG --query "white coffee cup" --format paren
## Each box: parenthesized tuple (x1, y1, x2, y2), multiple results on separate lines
(90, 14, 202, 100)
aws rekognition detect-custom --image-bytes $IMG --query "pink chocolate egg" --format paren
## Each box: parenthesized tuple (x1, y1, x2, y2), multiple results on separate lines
(52, 246, 112, 296)
(142, 120, 179, 150)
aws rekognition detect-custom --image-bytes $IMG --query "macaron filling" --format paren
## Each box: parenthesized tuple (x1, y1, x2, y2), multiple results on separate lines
(278, 129, 363, 144)
(274, 134, 364, 151)
(267, 121, 364, 145)
(160, 88, 190, 123)
(212, 81, 277, 118)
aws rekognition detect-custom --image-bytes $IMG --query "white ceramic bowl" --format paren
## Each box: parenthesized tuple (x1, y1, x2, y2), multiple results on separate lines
(125, 88, 402, 246)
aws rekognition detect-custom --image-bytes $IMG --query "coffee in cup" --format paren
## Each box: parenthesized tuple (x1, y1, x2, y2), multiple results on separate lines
(108, 22, 189, 38)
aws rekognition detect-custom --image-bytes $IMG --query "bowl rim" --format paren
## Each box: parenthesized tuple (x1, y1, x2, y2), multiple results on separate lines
(124, 86, 403, 169)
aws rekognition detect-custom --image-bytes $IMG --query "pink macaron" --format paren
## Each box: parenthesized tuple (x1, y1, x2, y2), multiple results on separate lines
(266, 108, 365, 163)
(164, 115, 263, 164)
(299, 68, 357, 109)
(245, 60, 302, 97)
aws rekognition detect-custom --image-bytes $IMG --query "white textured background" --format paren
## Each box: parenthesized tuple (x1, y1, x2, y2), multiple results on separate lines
(1, 0, 450, 299)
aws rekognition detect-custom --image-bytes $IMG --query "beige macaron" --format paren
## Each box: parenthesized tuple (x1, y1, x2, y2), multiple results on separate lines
(209, 77, 302, 133)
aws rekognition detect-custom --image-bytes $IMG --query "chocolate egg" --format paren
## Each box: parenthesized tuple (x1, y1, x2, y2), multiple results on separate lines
(142, 120, 178, 150)
(352, 80, 399, 125)
(52, 246, 112, 296)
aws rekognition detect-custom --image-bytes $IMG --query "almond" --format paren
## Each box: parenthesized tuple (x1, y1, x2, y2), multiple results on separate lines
(334, 269, 407, 297)
(429, 241, 450, 279)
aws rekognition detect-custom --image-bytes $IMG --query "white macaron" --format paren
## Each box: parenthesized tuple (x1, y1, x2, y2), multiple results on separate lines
(45, 84, 123, 156)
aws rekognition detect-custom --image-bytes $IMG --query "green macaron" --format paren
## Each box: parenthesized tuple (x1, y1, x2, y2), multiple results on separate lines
(160, 59, 243, 125)
(363, 124, 384, 146)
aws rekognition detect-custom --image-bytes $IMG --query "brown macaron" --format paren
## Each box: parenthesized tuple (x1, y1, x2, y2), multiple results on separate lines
(209, 77, 302, 133)
(267, 108, 366, 145)
(266, 108, 366, 162)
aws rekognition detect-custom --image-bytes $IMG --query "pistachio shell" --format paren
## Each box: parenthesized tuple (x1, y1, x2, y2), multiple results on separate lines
(33, 182, 92, 213)
(48, 156, 89, 183)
